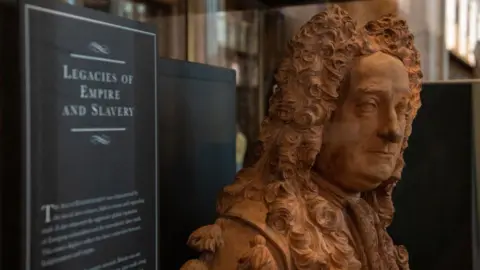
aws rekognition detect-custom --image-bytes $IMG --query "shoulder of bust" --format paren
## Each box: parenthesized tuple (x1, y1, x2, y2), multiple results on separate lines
(180, 199, 292, 270)
(221, 199, 292, 269)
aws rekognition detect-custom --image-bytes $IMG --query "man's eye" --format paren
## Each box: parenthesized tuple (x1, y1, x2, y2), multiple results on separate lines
(357, 101, 377, 112)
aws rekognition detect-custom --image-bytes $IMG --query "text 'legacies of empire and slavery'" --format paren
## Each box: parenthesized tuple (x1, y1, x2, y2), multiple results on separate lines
(61, 65, 135, 117)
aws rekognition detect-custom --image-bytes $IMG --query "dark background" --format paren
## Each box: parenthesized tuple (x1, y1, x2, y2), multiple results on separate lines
(157, 58, 236, 269)
(389, 83, 476, 270)
(0, 1, 21, 269)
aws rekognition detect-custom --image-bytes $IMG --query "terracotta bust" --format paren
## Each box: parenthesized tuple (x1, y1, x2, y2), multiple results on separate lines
(181, 5, 422, 270)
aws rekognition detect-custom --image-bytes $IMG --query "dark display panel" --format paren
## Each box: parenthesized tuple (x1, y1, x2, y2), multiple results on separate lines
(21, 1, 158, 269)
(157, 58, 236, 269)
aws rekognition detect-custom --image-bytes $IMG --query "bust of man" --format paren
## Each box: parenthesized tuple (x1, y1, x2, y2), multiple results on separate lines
(181, 5, 422, 270)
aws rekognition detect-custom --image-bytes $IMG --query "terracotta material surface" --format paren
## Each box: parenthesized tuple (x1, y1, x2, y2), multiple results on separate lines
(335, 0, 401, 28)
(180, 5, 422, 270)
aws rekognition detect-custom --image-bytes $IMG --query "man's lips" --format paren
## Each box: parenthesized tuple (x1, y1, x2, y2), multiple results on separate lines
(368, 150, 395, 157)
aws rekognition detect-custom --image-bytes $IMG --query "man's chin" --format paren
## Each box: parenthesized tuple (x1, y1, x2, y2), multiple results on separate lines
(346, 167, 392, 192)
(341, 180, 382, 193)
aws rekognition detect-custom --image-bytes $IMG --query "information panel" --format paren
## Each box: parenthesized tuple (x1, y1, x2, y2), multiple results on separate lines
(21, 1, 158, 269)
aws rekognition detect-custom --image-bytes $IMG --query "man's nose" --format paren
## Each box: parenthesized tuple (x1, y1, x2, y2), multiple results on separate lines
(377, 109, 402, 143)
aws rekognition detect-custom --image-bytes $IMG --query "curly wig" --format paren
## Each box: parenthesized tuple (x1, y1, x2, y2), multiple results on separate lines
(218, 5, 422, 269)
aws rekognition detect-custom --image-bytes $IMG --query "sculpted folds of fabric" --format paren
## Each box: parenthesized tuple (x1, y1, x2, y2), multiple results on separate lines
(180, 5, 422, 270)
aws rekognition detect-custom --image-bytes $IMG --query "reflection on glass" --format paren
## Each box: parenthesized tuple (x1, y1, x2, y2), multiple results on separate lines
(236, 124, 247, 172)
(459, 0, 468, 56)
(122, 2, 133, 19)
(137, 3, 147, 22)
(446, 0, 457, 50)
(62, 0, 186, 60)
(469, 1, 477, 63)
(231, 61, 240, 86)
(186, 2, 262, 147)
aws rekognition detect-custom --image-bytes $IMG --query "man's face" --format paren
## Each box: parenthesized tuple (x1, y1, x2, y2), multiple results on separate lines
(316, 52, 410, 192)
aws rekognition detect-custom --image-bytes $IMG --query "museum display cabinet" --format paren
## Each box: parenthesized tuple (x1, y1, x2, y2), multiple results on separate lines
(3, 0, 480, 269)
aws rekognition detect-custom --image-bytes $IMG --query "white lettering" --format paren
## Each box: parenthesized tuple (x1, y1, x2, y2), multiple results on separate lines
(62, 65, 118, 83)
(61, 105, 86, 116)
(90, 104, 134, 117)
(121, 74, 134, 84)
(41, 204, 58, 224)
(79, 84, 120, 100)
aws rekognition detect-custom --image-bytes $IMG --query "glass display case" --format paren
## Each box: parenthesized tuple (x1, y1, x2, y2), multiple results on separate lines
(221, 8, 261, 147)
(6, 0, 480, 269)
(64, 0, 186, 60)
